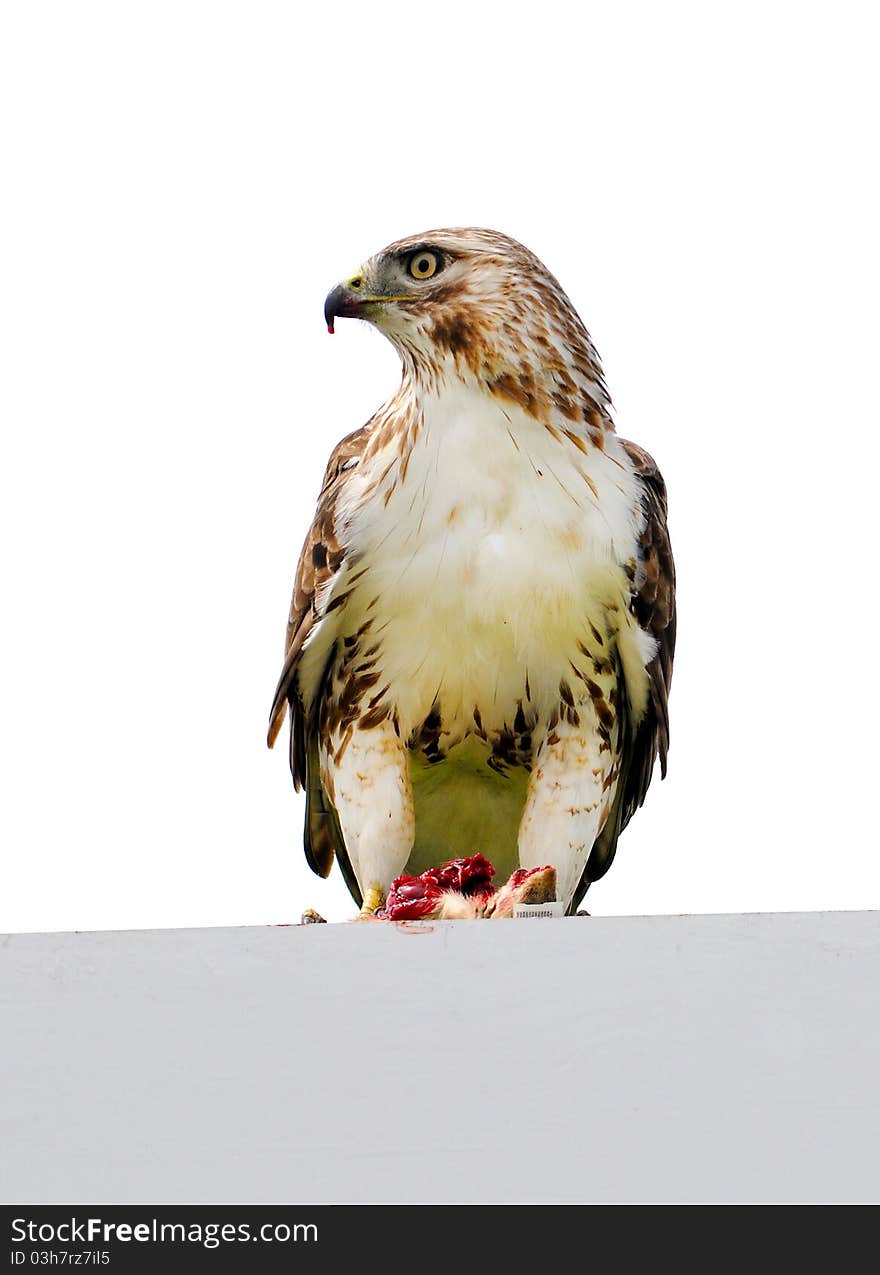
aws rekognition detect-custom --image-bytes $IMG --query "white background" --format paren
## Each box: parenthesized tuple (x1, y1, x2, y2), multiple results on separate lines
(1, 1, 878, 932)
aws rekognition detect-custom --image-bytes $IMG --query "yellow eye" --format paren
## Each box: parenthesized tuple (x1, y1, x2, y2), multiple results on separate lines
(408, 251, 438, 280)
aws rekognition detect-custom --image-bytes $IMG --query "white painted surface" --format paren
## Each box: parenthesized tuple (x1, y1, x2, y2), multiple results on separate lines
(1, 912, 879, 1204)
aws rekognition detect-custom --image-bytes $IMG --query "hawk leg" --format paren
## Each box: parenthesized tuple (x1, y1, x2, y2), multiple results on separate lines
(357, 881, 387, 919)
(319, 716, 415, 907)
(518, 694, 620, 911)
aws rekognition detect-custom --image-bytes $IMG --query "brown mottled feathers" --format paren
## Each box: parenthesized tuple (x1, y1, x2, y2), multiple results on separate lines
(267, 424, 368, 888)
(619, 439, 676, 824)
(267, 425, 367, 756)
(576, 439, 676, 907)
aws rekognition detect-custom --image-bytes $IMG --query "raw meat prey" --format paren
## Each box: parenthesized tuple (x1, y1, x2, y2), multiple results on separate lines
(379, 856, 557, 920)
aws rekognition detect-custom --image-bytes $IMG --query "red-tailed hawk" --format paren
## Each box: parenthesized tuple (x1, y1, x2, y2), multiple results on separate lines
(268, 229, 675, 917)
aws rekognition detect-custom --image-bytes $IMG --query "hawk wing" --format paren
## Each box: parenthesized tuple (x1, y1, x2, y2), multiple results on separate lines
(578, 440, 676, 902)
(618, 439, 676, 825)
(267, 425, 369, 897)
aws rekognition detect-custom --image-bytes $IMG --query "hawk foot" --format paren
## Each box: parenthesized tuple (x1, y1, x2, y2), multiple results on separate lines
(356, 881, 387, 920)
(301, 908, 327, 925)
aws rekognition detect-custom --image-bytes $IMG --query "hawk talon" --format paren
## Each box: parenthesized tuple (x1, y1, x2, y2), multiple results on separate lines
(301, 908, 327, 925)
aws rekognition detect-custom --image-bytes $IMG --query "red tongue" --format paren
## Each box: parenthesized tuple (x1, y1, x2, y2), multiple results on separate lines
(327, 320, 335, 334)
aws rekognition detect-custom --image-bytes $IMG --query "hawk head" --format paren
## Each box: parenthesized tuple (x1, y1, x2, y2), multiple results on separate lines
(324, 228, 611, 422)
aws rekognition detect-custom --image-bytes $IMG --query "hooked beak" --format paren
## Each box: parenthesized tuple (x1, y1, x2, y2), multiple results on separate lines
(324, 283, 371, 333)
(324, 277, 413, 333)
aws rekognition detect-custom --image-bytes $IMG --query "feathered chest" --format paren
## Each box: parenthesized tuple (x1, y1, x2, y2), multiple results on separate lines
(307, 387, 647, 741)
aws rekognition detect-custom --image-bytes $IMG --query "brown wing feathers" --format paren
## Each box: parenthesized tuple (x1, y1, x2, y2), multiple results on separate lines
(266, 426, 368, 775)
(575, 440, 675, 907)
(618, 439, 676, 829)
(267, 426, 370, 890)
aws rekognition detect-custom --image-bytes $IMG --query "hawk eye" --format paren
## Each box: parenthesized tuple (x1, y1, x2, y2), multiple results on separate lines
(408, 251, 439, 280)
